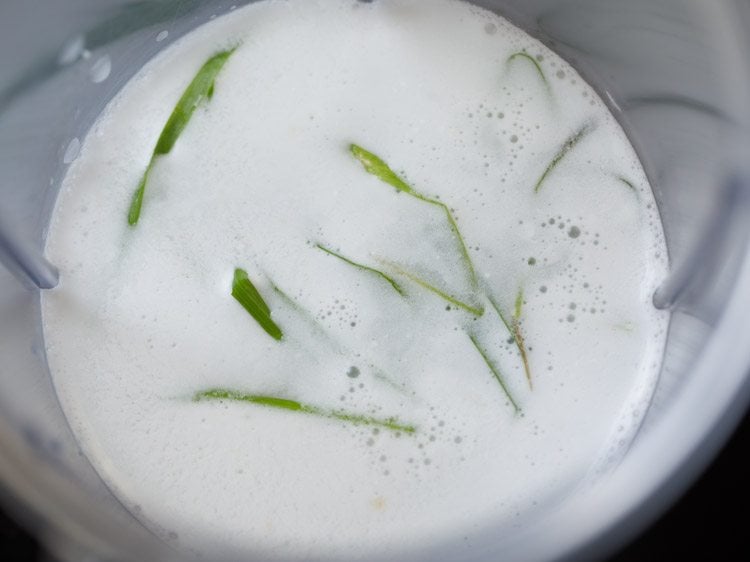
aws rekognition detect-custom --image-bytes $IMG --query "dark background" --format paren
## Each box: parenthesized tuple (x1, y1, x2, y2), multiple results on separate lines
(2, 411, 749, 561)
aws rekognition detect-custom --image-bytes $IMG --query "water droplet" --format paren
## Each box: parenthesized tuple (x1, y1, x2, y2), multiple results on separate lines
(63, 138, 81, 164)
(89, 55, 111, 83)
(58, 35, 85, 66)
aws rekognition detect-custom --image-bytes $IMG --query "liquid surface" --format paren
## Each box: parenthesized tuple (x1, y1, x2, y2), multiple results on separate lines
(43, 0, 668, 559)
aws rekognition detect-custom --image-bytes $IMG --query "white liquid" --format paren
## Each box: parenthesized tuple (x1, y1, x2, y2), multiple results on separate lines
(43, 0, 668, 559)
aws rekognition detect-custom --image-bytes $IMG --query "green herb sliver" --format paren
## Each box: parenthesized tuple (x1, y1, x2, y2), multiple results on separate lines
(154, 49, 235, 154)
(514, 288, 525, 321)
(534, 123, 592, 194)
(315, 244, 405, 296)
(616, 175, 639, 196)
(350, 144, 478, 290)
(128, 165, 153, 226)
(194, 389, 416, 434)
(507, 51, 549, 88)
(382, 260, 484, 317)
(232, 268, 283, 341)
(128, 48, 236, 226)
(468, 335, 520, 414)
(489, 293, 533, 390)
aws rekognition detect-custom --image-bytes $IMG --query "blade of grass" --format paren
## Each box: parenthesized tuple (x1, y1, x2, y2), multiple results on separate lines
(489, 293, 533, 390)
(514, 288, 524, 320)
(350, 144, 478, 290)
(350, 144, 414, 194)
(154, 49, 235, 154)
(468, 335, 521, 414)
(381, 260, 484, 317)
(194, 388, 416, 434)
(616, 176, 639, 196)
(128, 48, 236, 226)
(127, 163, 152, 226)
(232, 268, 283, 341)
(534, 123, 592, 194)
(507, 52, 549, 88)
(315, 244, 405, 296)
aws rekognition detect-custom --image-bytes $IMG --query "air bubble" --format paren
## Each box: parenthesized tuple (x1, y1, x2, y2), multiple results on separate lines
(156, 30, 169, 42)
(568, 226, 581, 239)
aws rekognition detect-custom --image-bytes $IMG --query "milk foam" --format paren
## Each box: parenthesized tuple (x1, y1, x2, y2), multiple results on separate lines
(43, 0, 669, 559)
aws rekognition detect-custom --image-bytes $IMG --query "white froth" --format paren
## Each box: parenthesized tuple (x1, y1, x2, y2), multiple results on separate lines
(43, 0, 668, 559)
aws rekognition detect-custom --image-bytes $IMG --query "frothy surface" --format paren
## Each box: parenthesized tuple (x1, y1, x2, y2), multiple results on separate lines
(43, 0, 668, 559)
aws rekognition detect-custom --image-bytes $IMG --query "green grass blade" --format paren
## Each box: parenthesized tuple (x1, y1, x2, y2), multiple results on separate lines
(489, 295, 513, 334)
(232, 268, 283, 341)
(316, 244, 405, 296)
(127, 167, 150, 226)
(196, 389, 301, 411)
(468, 335, 521, 414)
(534, 123, 592, 194)
(128, 49, 235, 226)
(383, 261, 484, 316)
(350, 144, 414, 194)
(616, 176, 639, 195)
(350, 144, 478, 289)
(421, 197, 478, 290)
(234, 268, 271, 316)
(507, 52, 549, 87)
(488, 294, 533, 390)
(194, 389, 416, 434)
(155, 49, 235, 155)
(514, 288, 524, 320)
(318, 409, 416, 433)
